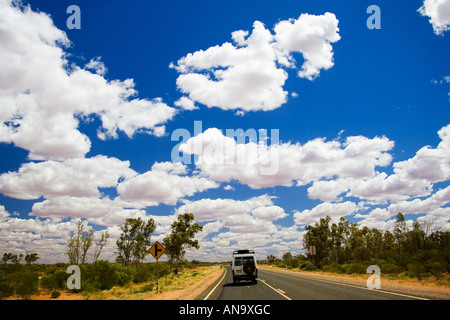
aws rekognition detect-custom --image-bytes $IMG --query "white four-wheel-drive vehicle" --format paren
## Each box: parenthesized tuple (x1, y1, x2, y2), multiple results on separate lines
(232, 250, 258, 284)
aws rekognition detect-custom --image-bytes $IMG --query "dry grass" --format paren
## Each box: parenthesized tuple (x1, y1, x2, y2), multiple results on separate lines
(6, 265, 223, 300)
(77, 265, 222, 300)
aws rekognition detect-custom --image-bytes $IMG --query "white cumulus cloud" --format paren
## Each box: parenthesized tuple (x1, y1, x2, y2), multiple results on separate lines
(0, 0, 177, 160)
(274, 12, 341, 80)
(294, 201, 360, 226)
(117, 161, 219, 207)
(419, 0, 450, 35)
(0, 156, 135, 200)
(179, 127, 394, 189)
(172, 12, 340, 112)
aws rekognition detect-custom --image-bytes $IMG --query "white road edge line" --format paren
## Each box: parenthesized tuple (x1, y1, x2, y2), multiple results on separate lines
(259, 278, 292, 300)
(203, 267, 227, 300)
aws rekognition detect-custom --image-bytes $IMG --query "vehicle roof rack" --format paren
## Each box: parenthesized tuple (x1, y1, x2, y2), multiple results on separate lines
(233, 249, 255, 255)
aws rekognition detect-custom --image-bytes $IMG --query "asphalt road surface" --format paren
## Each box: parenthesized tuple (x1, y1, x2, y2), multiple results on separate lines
(202, 266, 427, 300)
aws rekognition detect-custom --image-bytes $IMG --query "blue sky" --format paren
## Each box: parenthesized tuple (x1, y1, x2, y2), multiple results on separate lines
(0, 0, 449, 263)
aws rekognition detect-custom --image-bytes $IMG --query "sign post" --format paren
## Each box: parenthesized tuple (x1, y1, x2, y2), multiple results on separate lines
(149, 241, 166, 293)
(309, 246, 316, 271)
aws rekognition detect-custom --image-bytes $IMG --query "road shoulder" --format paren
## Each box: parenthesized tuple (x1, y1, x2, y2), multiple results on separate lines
(146, 266, 225, 300)
(195, 266, 227, 300)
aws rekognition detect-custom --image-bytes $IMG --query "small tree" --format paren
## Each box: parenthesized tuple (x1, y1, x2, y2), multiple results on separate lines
(9, 254, 19, 264)
(381, 230, 396, 258)
(163, 213, 203, 274)
(303, 216, 332, 267)
(1, 253, 12, 264)
(67, 220, 94, 264)
(24, 253, 39, 264)
(282, 252, 293, 267)
(93, 230, 109, 263)
(116, 217, 155, 266)
(266, 255, 277, 264)
(0, 253, 25, 264)
(81, 229, 94, 264)
(394, 213, 408, 255)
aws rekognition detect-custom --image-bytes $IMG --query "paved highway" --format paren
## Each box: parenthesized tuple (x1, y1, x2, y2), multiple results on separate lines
(202, 266, 427, 300)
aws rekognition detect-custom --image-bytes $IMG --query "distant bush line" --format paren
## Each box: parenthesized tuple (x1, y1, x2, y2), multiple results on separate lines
(265, 213, 450, 280)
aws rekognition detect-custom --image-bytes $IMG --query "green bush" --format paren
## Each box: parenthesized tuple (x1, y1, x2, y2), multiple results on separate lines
(426, 261, 446, 278)
(40, 270, 69, 289)
(116, 266, 134, 286)
(0, 266, 35, 299)
(10, 270, 39, 299)
(159, 262, 171, 278)
(377, 260, 405, 274)
(322, 263, 344, 274)
(133, 263, 154, 284)
(1, 261, 174, 297)
(51, 290, 61, 299)
(81, 260, 119, 291)
(40, 274, 57, 290)
(407, 262, 426, 279)
(0, 272, 14, 300)
(300, 261, 315, 271)
(139, 283, 154, 293)
(343, 263, 367, 274)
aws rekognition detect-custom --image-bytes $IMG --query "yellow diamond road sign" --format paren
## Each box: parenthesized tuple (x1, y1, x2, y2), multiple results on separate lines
(149, 241, 165, 260)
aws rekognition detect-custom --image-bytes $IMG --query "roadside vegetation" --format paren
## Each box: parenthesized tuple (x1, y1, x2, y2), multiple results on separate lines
(263, 213, 450, 284)
(0, 259, 218, 300)
(0, 213, 206, 299)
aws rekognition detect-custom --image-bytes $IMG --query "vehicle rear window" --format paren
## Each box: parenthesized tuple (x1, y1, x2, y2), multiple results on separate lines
(234, 256, 254, 266)
(243, 257, 254, 264)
